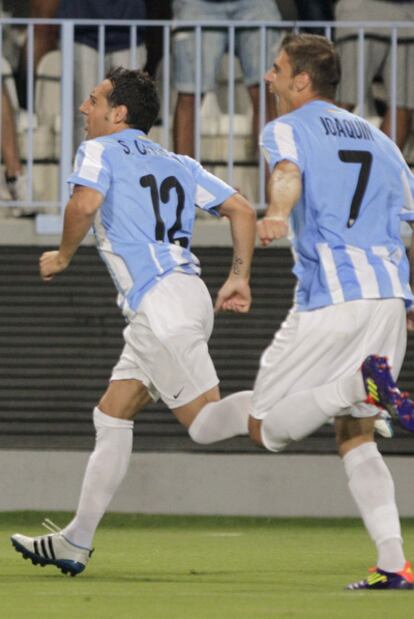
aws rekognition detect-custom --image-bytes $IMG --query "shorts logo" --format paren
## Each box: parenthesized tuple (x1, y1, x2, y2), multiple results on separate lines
(173, 387, 184, 400)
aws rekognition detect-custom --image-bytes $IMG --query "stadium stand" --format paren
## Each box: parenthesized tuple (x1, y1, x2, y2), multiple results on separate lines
(0, 245, 413, 456)
(4, 18, 414, 214)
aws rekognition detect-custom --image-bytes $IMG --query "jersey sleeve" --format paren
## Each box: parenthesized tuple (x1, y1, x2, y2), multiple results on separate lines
(180, 156, 236, 216)
(260, 119, 304, 173)
(67, 139, 112, 196)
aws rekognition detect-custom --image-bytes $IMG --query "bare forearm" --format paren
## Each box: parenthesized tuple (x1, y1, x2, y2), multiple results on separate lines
(228, 203, 256, 280)
(256, 161, 302, 246)
(39, 186, 102, 281)
(58, 199, 96, 264)
(218, 193, 256, 280)
(266, 161, 302, 221)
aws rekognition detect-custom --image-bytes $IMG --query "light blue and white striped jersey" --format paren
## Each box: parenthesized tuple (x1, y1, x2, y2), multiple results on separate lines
(261, 100, 414, 311)
(68, 128, 235, 318)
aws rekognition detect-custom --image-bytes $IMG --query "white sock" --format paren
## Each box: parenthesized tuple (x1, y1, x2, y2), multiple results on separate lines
(343, 442, 405, 573)
(62, 407, 134, 549)
(261, 374, 373, 453)
(189, 391, 252, 444)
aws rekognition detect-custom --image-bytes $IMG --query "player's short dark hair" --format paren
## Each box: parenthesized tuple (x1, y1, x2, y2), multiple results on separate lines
(281, 33, 341, 99)
(105, 67, 160, 134)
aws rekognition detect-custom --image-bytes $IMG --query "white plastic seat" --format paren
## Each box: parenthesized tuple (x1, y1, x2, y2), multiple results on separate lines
(35, 50, 61, 129)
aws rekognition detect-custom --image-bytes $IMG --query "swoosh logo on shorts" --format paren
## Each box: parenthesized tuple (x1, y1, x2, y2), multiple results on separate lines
(173, 387, 184, 399)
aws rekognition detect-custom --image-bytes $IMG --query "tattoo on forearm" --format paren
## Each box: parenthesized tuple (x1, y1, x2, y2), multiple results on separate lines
(233, 257, 243, 275)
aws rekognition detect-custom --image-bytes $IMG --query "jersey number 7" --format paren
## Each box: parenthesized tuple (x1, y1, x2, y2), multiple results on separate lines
(338, 150, 373, 227)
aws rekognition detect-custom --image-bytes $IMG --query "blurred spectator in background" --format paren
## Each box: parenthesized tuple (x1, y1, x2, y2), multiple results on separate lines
(56, 0, 147, 148)
(16, 1, 147, 147)
(16, 1, 59, 107)
(0, 86, 28, 210)
(0, 0, 29, 213)
(143, 0, 172, 80)
(335, 0, 414, 150)
(295, 0, 334, 35)
(172, 0, 282, 157)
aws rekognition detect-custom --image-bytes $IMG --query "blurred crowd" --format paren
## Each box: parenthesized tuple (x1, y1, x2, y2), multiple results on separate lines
(1, 0, 414, 215)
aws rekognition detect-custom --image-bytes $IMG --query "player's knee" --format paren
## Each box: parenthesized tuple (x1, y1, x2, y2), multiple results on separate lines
(188, 419, 212, 444)
(260, 415, 289, 453)
(248, 415, 287, 453)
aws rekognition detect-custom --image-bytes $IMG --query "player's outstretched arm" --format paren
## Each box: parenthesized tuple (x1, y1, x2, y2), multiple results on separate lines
(215, 193, 256, 313)
(39, 185, 103, 282)
(257, 160, 302, 246)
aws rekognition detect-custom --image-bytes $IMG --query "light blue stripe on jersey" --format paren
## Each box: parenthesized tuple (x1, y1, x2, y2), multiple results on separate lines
(315, 243, 344, 304)
(367, 248, 397, 299)
(261, 100, 414, 310)
(68, 129, 235, 318)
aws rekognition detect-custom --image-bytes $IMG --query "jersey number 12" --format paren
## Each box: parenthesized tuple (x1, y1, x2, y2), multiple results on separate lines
(140, 174, 189, 248)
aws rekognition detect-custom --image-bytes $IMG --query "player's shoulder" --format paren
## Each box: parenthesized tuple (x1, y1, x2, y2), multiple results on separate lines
(167, 152, 203, 177)
(278, 100, 335, 130)
(263, 108, 304, 137)
(264, 110, 297, 131)
(261, 111, 302, 151)
(91, 133, 123, 152)
(77, 135, 117, 158)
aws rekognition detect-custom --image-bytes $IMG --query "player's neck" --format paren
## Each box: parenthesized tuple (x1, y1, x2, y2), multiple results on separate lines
(109, 123, 131, 135)
(292, 93, 333, 111)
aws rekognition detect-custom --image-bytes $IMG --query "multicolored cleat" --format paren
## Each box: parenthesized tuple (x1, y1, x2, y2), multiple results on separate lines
(346, 561, 414, 590)
(361, 355, 414, 432)
(11, 519, 92, 576)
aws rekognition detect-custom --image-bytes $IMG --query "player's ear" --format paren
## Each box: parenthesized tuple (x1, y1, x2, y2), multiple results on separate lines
(113, 104, 129, 124)
(294, 72, 311, 93)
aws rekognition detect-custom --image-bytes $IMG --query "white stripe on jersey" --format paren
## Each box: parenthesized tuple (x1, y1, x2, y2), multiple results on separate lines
(168, 244, 187, 269)
(169, 243, 185, 265)
(78, 140, 105, 183)
(167, 244, 201, 275)
(168, 244, 187, 273)
(149, 244, 164, 274)
(94, 209, 134, 296)
(316, 243, 344, 303)
(273, 122, 298, 161)
(345, 246, 380, 298)
(372, 245, 405, 297)
(401, 168, 414, 216)
(94, 209, 111, 250)
(196, 184, 216, 208)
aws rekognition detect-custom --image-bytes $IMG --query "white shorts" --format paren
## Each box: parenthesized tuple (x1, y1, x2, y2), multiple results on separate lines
(111, 273, 219, 409)
(252, 298, 407, 420)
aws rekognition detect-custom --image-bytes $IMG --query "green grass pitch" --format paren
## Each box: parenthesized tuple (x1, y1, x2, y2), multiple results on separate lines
(1, 512, 413, 619)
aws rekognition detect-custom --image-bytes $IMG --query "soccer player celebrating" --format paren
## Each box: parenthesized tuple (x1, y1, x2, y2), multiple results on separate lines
(247, 33, 414, 590)
(10, 68, 256, 575)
